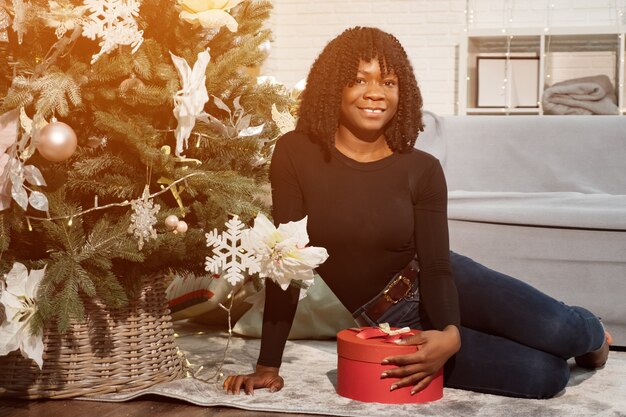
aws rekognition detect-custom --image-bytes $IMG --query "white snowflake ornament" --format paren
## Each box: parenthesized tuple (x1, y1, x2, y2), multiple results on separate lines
(205, 215, 257, 286)
(81, 0, 144, 64)
(128, 185, 160, 250)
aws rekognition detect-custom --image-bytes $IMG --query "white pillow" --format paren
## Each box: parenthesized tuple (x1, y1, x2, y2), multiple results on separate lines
(233, 274, 357, 339)
(166, 272, 241, 321)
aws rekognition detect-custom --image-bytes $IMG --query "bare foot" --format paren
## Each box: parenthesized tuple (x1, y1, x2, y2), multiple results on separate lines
(575, 331, 612, 369)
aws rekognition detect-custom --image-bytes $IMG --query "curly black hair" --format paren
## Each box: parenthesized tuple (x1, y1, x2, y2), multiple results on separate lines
(296, 26, 424, 156)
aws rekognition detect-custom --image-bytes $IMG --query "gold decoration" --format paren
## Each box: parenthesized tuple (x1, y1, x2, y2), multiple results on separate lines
(158, 176, 186, 217)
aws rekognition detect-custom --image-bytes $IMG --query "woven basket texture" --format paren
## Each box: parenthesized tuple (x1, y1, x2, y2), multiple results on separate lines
(0, 275, 185, 399)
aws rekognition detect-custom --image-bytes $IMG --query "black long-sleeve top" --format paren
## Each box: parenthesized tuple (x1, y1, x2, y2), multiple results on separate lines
(258, 131, 460, 368)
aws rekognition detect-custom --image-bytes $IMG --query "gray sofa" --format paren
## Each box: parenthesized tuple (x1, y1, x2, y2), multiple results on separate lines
(417, 112, 626, 346)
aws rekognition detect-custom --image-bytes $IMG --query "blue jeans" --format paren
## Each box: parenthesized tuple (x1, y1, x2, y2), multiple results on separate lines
(369, 251, 606, 399)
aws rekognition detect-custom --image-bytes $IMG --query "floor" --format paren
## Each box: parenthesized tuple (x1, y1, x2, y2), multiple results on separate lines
(0, 396, 312, 417)
(1, 348, 625, 417)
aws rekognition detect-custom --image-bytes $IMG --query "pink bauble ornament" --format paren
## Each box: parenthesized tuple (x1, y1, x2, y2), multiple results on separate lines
(37, 119, 78, 162)
(165, 214, 179, 230)
(175, 220, 188, 234)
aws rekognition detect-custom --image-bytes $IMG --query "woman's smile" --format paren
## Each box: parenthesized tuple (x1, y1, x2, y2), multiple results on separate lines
(359, 107, 386, 114)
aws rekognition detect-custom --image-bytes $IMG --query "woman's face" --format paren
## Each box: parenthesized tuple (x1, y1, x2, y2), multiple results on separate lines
(339, 59, 399, 140)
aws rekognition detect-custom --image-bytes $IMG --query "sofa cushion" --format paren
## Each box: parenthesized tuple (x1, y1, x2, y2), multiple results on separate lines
(449, 219, 626, 346)
(448, 191, 626, 230)
(418, 113, 626, 196)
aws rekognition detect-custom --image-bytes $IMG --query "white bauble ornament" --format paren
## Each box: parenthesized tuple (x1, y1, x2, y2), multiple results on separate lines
(175, 220, 188, 234)
(165, 214, 179, 230)
(36, 119, 77, 162)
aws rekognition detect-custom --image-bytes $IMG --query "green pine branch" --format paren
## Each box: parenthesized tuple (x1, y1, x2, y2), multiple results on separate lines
(1, 76, 35, 112)
(235, 0, 273, 35)
(1, 0, 284, 332)
(32, 72, 82, 117)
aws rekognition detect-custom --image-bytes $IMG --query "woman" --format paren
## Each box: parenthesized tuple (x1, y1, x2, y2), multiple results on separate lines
(223, 26, 610, 399)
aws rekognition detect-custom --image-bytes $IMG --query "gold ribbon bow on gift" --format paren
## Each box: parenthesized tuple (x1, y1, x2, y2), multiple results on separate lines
(353, 323, 415, 343)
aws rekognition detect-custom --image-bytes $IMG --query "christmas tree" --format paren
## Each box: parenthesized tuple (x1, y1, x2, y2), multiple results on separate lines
(0, 0, 292, 335)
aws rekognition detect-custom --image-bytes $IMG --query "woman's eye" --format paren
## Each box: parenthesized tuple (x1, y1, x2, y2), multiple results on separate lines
(384, 80, 397, 87)
(354, 78, 366, 85)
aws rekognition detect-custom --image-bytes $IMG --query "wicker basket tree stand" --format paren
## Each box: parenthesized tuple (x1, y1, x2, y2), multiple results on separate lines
(0, 276, 185, 399)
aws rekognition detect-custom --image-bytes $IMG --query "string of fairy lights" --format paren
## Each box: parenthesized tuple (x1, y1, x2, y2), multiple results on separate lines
(465, 0, 626, 115)
(502, 0, 514, 114)
(23, 169, 204, 229)
(544, 1, 554, 95)
(615, 0, 626, 114)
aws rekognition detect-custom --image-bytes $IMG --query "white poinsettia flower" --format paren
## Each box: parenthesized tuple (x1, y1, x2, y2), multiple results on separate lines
(244, 213, 329, 291)
(0, 263, 46, 369)
(178, 0, 246, 32)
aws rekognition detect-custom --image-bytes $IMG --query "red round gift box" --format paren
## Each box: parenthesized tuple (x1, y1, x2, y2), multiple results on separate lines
(336, 328, 444, 403)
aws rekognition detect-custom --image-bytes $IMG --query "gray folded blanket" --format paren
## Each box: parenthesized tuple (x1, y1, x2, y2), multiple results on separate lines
(542, 74, 619, 115)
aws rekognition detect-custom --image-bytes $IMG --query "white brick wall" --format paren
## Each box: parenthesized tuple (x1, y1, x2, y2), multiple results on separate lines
(262, 0, 626, 115)
(547, 51, 617, 86)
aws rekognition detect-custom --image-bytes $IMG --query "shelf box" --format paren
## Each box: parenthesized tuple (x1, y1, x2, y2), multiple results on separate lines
(477, 57, 540, 108)
(459, 28, 625, 115)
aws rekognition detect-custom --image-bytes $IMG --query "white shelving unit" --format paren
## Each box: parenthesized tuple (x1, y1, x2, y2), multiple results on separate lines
(458, 27, 625, 115)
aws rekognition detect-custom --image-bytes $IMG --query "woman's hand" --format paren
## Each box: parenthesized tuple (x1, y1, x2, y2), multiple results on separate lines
(222, 364, 284, 395)
(380, 325, 461, 395)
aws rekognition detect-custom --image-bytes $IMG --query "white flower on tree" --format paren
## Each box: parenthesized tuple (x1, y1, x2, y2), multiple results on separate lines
(170, 50, 211, 157)
(0, 263, 46, 369)
(177, 0, 246, 32)
(243, 214, 329, 291)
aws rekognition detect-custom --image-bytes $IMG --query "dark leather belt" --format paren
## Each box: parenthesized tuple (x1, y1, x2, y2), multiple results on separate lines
(353, 260, 419, 327)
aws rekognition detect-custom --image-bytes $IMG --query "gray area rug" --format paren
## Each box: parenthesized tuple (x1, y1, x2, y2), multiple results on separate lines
(84, 322, 626, 417)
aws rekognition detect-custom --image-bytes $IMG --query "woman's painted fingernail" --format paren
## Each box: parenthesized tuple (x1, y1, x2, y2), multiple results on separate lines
(394, 339, 405, 344)
(380, 372, 388, 379)
(390, 384, 397, 391)
(381, 359, 389, 364)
